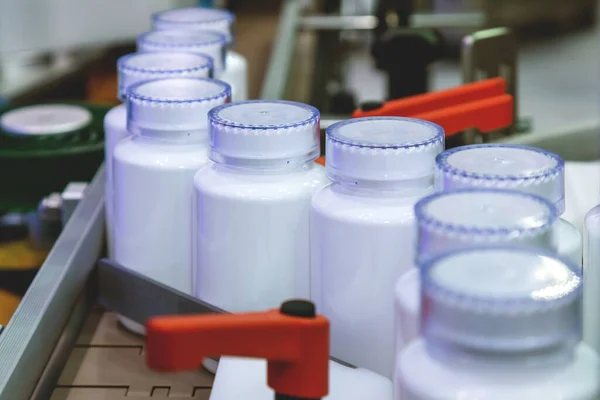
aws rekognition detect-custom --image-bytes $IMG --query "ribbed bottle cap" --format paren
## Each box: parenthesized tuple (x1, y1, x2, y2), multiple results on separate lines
(326, 117, 444, 188)
(152, 7, 234, 42)
(422, 246, 582, 355)
(435, 144, 565, 215)
(415, 189, 558, 264)
(137, 30, 228, 72)
(117, 52, 213, 101)
(127, 78, 231, 137)
(208, 100, 320, 167)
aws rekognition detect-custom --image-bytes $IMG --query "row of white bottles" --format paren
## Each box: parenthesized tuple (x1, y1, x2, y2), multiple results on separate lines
(396, 246, 600, 399)
(104, 52, 213, 259)
(105, 5, 248, 259)
(151, 7, 248, 102)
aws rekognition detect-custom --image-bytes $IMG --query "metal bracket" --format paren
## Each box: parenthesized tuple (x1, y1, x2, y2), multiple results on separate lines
(462, 27, 518, 139)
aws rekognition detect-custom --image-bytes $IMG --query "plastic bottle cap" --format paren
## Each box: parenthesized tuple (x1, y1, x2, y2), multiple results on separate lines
(127, 78, 231, 137)
(0, 104, 92, 136)
(137, 30, 228, 72)
(415, 189, 558, 263)
(208, 100, 320, 167)
(326, 117, 444, 188)
(435, 144, 565, 215)
(422, 246, 581, 354)
(117, 52, 213, 102)
(152, 7, 234, 41)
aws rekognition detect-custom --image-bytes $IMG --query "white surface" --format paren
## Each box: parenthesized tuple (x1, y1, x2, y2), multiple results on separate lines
(564, 161, 600, 233)
(193, 162, 328, 312)
(0, 0, 193, 54)
(326, 118, 444, 185)
(118, 315, 146, 336)
(395, 268, 419, 355)
(220, 51, 248, 101)
(209, 101, 318, 162)
(429, 250, 577, 297)
(152, 7, 233, 41)
(103, 104, 127, 260)
(584, 205, 600, 353)
(422, 190, 555, 230)
(445, 146, 558, 176)
(396, 339, 600, 400)
(0, 104, 91, 135)
(210, 357, 393, 400)
(137, 30, 227, 73)
(311, 183, 433, 378)
(113, 134, 210, 296)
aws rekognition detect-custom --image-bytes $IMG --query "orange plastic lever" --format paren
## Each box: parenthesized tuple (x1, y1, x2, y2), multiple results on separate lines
(352, 77, 513, 137)
(146, 300, 330, 399)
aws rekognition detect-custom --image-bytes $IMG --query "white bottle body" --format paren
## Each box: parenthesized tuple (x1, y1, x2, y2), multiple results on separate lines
(311, 184, 432, 378)
(394, 216, 582, 354)
(396, 339, 600, 400)
(584, 205, 600, 352)
(193, 163, 328, 312)
(218, 51, 248, 101)
(210, 356, 394, 400)
(103, 104, 127, 259)
(113, 135, 210, 334)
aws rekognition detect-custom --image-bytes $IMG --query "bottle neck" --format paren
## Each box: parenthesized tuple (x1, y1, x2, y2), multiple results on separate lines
(213, 159, 316, 175)
(332, 175, 434, 198)
(425, 338, 577, 370)
(134, 128, 209, 144)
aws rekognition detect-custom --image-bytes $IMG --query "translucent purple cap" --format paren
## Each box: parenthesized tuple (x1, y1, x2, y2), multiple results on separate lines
(422, 246, 582, 355)
(435, 144, 565, 215)
(415, 188, 558, 264)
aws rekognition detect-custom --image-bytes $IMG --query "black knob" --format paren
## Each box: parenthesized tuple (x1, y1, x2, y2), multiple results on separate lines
(372, 28, 444, 100)
(280, 300, 316, 318)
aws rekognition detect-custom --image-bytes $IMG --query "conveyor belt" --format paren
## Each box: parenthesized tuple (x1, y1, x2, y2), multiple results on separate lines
(52, 310, 214, 399)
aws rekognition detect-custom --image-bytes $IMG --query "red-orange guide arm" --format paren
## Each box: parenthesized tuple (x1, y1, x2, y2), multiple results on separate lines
(145, 301, 330, 399)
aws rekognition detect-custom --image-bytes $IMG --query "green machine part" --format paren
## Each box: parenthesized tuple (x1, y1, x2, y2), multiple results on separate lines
(0, 103, 109, 212)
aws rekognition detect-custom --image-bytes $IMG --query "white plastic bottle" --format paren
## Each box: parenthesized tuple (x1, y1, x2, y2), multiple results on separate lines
(435, 144, 582, 266)
(193, 100, 328, 312)
(210, 357, 393, 400)
(584, 205, 600, 352)
(311, 117, 445, 378)
(113, 78, 230, 335)
(152, 7, 248, 101)
(395, 188, 559, 354)
(104, 52, 213, 259)
(396, 246, 600, 400)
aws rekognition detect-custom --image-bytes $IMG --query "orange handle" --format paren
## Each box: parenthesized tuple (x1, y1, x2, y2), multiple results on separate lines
(414, 94, 513, 137)
(351, 77, 513, 136)
(353, 77, 506, 118)
(146, 300, 329, 399)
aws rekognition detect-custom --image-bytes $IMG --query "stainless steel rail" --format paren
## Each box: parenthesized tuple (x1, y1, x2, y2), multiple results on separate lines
(0, 167, 105, 400)
(260, 0, 303, 100)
